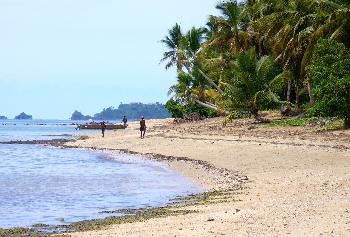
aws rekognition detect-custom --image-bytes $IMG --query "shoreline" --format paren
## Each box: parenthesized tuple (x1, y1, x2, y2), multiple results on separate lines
(62, 117, 350, 236)
(0, 126, 245, 236)
(1, 117, 350, 236)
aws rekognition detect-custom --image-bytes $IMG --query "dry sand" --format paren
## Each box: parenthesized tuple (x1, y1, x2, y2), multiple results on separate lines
(64, 118, 350, 236)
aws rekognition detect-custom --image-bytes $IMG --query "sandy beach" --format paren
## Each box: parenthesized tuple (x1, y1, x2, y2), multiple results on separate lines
(63, 117, 350, 236)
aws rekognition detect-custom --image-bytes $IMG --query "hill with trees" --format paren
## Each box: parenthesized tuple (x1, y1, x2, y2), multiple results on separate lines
(161, 0, 350, 127)
(71, 103, 170, 120)
(94, 103, 170, 120)
(0, 115, 7, 120)
(70, 111, 93, 120)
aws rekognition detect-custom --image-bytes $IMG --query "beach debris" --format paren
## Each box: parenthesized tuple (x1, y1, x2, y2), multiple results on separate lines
(175, 112, 205, 123)
(280, 105, 300, 117)
(207, 218, 215, 221)
(308, 118, 333, 127)
(0, 139, 71, 146)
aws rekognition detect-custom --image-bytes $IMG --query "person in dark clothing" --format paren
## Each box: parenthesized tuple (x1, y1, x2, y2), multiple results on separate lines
(101, 121, 106, 137)
(140, 116, 146, 139)
(122, 116, 128, 126)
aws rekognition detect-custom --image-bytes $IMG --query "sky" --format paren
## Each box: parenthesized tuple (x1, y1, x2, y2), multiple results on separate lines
(0, 0, 219, 119)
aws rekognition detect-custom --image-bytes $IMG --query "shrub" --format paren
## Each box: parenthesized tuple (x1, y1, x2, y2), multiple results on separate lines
(307, 39, 350, 128)
(165, 99, 185, 118)
(165, 99, 218, 118)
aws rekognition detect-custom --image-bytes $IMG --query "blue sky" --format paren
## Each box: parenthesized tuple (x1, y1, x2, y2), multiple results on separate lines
(0, 0, 219, 119)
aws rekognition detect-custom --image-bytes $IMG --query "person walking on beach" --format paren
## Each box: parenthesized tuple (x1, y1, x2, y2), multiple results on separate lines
(101, 121, 106, 137)
(122, 116, 128, 127)
(140, 116, 146, 139)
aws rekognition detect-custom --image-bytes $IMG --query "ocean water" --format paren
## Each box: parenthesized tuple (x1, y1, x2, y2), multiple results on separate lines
(0, 119, 114, 141)
(0, 120, 202, 228)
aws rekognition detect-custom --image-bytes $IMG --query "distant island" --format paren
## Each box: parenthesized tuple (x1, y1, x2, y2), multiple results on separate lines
(71, 102, 170, 120)
(0, 115, 8, 120)
(15, 112, 32, 120)
(70, 111, 93, 120)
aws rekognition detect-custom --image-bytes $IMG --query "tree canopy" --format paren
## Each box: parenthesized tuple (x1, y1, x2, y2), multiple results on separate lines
(161, 0, 350, 127)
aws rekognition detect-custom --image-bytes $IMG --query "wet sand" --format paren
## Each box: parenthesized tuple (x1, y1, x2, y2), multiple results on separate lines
(63, 117, 350, 236)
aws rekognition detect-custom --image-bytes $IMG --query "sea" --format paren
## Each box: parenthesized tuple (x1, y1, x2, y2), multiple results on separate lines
(0, 119, 202, 228)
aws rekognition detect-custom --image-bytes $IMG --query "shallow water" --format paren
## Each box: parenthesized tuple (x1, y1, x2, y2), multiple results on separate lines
(0, 120, 202, 228)
(0, 119, 110, 141)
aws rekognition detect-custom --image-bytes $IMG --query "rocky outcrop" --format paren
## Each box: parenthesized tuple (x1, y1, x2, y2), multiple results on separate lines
(70, 110, 93, 120)
(14, 112, 32, 120)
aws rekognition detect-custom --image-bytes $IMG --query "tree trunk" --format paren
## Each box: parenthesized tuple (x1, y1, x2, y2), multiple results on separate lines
(193, 99, 229, 115)
(344, 116, 350, 129)
(251, 108, 270, 123)
(307, 81, 314, 105)
(193, 99, 218, 110)
(269, 91, 280, 103)
(197, 69, 224, 95)
(287, 79, 291, 102)
(251, 107, 259, 119)
(295, 86, 300, 106)
(183, 63, 224, 95)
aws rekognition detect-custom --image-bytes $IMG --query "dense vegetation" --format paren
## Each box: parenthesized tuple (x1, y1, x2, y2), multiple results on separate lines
(161, 0, 350, 127)
(71, 103, 170, 120)
(0, 115, 7, 120)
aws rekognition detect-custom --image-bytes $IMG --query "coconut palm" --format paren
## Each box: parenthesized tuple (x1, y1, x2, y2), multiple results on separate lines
(161, 0, 350, 123)
(160, 23, 186, 71)
(207, 0, 257, 55)
(161, 25, 224, 111)
(247, 0, 349, 105)
(223, 48, 281, 119)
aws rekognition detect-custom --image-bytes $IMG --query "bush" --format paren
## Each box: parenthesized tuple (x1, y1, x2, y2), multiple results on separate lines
(306, 39, 350, 128)
(165, 99, 218, 118)
(165, 99, 185, 118)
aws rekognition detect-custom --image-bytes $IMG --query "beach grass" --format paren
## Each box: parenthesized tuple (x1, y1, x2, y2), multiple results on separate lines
(0, 228, 42, 237)
(264, 117, 344, 130)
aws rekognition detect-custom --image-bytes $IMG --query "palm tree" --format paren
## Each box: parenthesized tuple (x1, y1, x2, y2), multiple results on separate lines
(161, 25, 224, 111)
(248, 0, 349, 105)
(207, 0, 256, 54)
(223, 48, 281, 119)
(184, 27, 225, 95)
(160, 23, 185, 71)
(161, 0, 350, 120)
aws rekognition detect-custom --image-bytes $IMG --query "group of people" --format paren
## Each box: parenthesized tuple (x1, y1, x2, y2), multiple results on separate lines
(100, 116, 146, 139)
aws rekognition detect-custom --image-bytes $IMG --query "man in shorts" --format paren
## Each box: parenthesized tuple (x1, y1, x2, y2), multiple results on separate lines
(101, 121, 107, 137)
(140, 116, 146, 139)
(122, 116, 128, 127)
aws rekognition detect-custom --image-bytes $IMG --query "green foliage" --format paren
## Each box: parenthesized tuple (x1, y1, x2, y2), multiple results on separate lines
(320, 119, 345, 130)
(265, 117, 344, 130)
(306, 39, 350, 119)
(267, 117, 318, 127)
(223, 49, 281, 116)
(0, 228, 42, 237)
(165, 98, 218, 118)
(161, 0, 350, 124)
(184, 102, 218, 118)
(165, 99, 185, 118)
